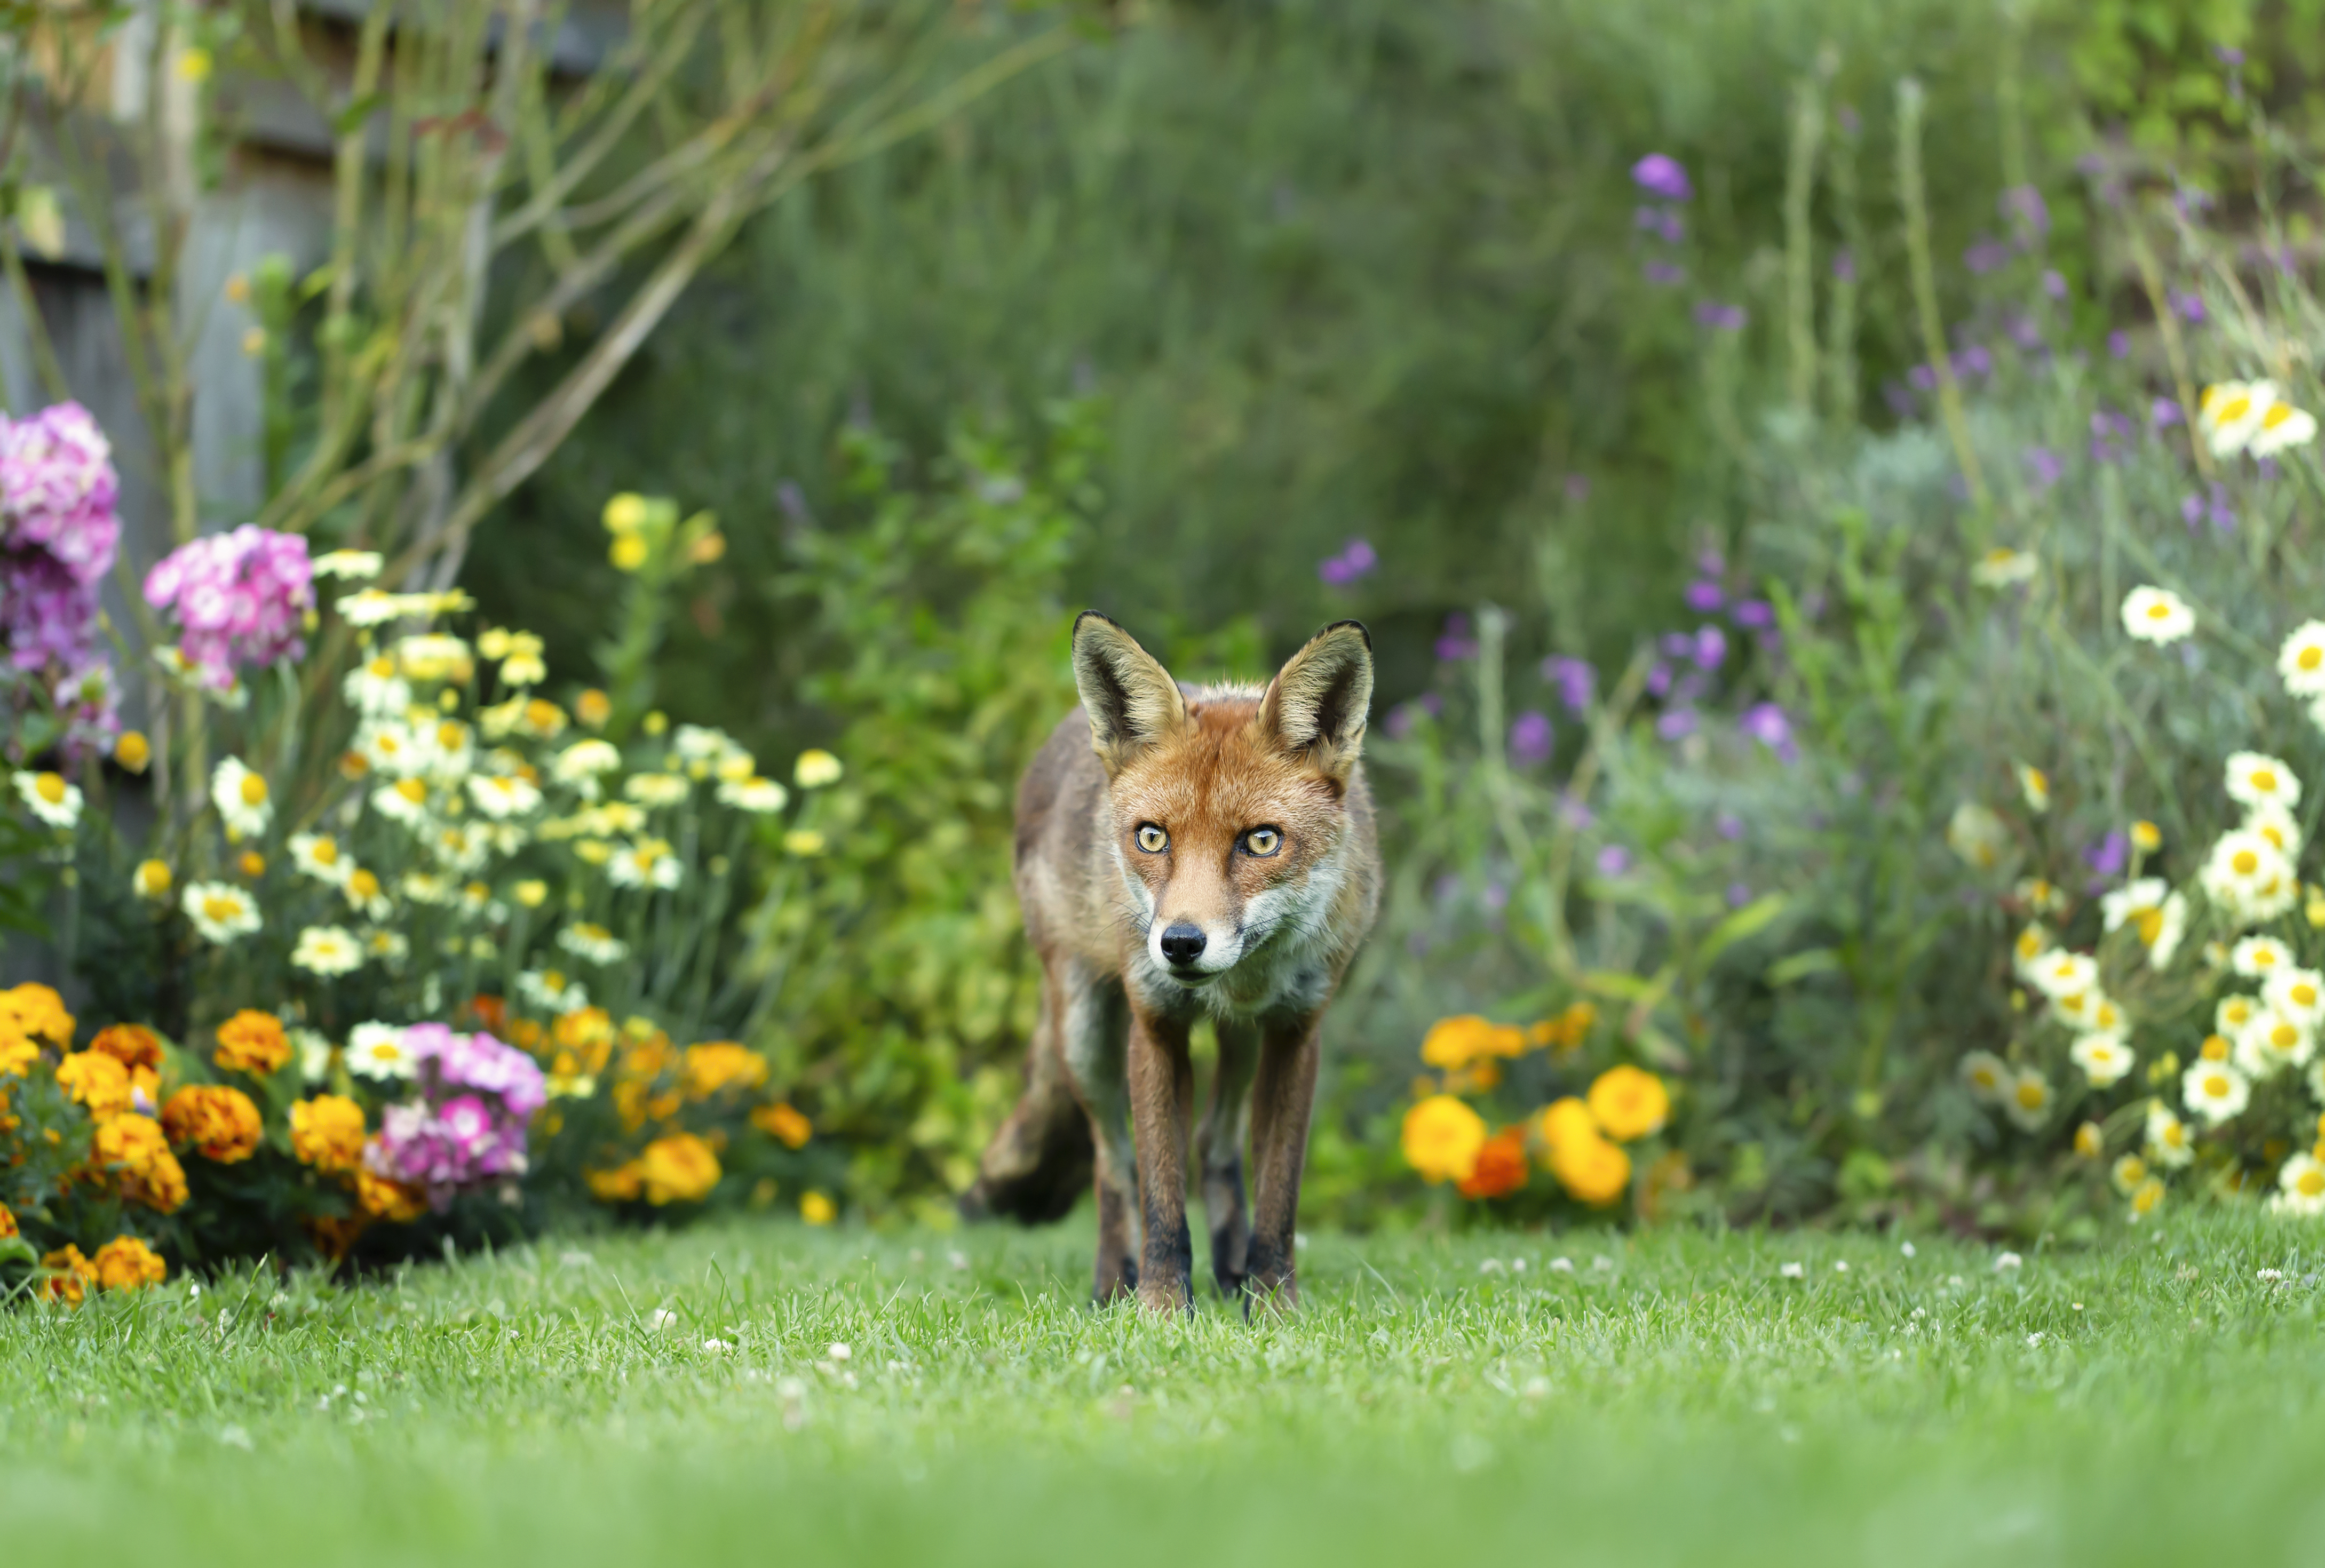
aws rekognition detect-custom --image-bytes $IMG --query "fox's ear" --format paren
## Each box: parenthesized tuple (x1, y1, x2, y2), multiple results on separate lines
(1259, 620, 1372, 783)
(1073, 611, 1186, 775)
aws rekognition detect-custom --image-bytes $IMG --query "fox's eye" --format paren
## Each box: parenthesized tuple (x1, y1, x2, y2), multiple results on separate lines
(1243, 827, 1282, 857)
(1136, 824, 1169, 854)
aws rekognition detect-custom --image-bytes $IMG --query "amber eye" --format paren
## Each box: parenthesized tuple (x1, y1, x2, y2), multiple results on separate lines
(1243, 827, 1282, 857)
(1136, 824, 1169, 854)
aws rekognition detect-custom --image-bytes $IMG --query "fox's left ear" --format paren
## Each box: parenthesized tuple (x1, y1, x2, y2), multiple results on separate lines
(1259, 620, 1373, 784)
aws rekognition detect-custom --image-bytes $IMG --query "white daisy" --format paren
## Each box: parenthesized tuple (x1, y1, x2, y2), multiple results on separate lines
(422, 718, 475, 782)
(2146, 1100, 2195, 1167)
(346, 1022, 415, 1080)
(2199, 379, 2277, 458)
(13, 769, 82, 831)
(2070, 1032, 2136, 1088)
(717, 775, 789, 814)
(1970, 546, 2039, 587)
(795, 750, 844, 789)
(372, 775, 434, 826)
(311, 549, 384, 581)
(2247, 396, 2319, 459)
(400, 871, 455, 906)
(2184, 1060, 2252, 1124)
(553, 739, 623, 792)
(2100, 879, 2169, 934)
(2051, 987, 2109, 1031)
(2026, 950, 2099, 1000)
(182, 880, 261, 944)
(2218, 994, 2263, 1036)
(468, 773, 543, 819)
(516, 967, 589, 1015)
(2227, 752, 2302, 810)
(2083, 994, 2128, 1036)
(2016, 764, 2051, 815)
(2147, 893, 2189, 969)
(556, 922, 630, 965)
(2280, 622, 2325, 698)
(342, 654, 410, 715)
(607, 838, 683, 890)
(291, 925, 365, 977)
(2003, 1068, 2055, 1131)
(1947, 801, 2012, 871)
(292, 1028, 336, 1084)
(2244, 800, 2303, 861)
(2236, 1006, 2314, 1078)
(210, 756, 273, 839)
(289, 831, 353, 888)
(2267, 967, 2325, 1030)
(2120, 585, 2196, 645)
(2011, 924, 2052, 978)
(393, 633, 473, 683)
(1961, 1051, 2010, 1103)
(429, 822, 491, 874)
(363, 928, 410, 964)
(2233, 935, 2296, 977)
(356, 719, 428, 778)
(341, 867, 393, 922)
(2271, 1152, 2325, 1216)
(2201, 830, 2300, 925)
(624, 773, 690, 808)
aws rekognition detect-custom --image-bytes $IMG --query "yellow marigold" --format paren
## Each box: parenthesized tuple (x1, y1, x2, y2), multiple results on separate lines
(799, 1189, 836, 1225)
(41, 1244, 94, 1305)
(751, 1101, 813, 1149)
(1538, 1095, 1600, 1155)
(290, 1095, 367, 1176)
(0, 982, 74, 1047)
(0, 1201, 15, 1237)
(638, 1131, 721, 1205)
(1419, 1015, 1526, 1071)
(576, 688, 612, 728)
(161, 1084, 263, 1163)
(586, 1162, 644, 1203)
(1400, 1094, 1488, 1184)
(356, 1163, 427, 1223)
(88, 1023, 163, 1071)
(1549, 1130, 1632, 1207)
(91, 1235, 166, 1291)
(1586, 1064, 1670, 1142)
(0, 1036, 34, 1077)
(55, 1050, 132, 1118)
(213, 1008, 291, 1075)
(554, 1006, 616, 1073)
(682, 1041, 769, 1100)
(91, 1110, 168, 1176)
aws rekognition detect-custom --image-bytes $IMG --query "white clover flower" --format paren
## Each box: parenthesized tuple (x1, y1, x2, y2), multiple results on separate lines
(1970, 546, 2039, 587)
(517, 967, 589, 1015)
(2235, 1006, 2313, 1078)
(2070, 1032, 2136, 1088)
(608, 837, 683, 890)
(288, 832, 353, 888)
(2266, 967, 2325, 1031)
(210, 756, 273, 839)
(2183, 1060, 2252, 1124)
(13, 769, 81, 831)
(182, 880, 261, 944)
(1960, 1050, 2009, 1103)
(2248, 396, 2318, 459)
(467, 773, 543, 819)
(2227, 752, 2301, 810)
(2145, 1101, 2194, 1167)
(717, 775, 789, 814)
(2120, 585, 2196, 644)
(1946, 801, 2011, 871)
(557, 922, 630, 966)
(2271, 1153, 2325, 1217)
(624, 773, 690, 808)
(311, 550, 384, 581)
(2199, 379, 2278, 458)
(291, 925, 365, 977)
(795, 750, 844, 789)
(2280, 622, 2325, 698)
(2233, 935, 2295, 978)
(347, 1022, 415, 1080)
(2026, 950, 2098, 1000)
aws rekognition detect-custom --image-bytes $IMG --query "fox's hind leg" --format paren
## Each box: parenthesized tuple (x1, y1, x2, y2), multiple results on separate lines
(1056, 957, 1139, 1303)
(1198, 1020, 1258, 1299)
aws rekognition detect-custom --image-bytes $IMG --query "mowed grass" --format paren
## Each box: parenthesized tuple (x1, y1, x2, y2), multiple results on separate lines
(7, 1211, 2325, 1566)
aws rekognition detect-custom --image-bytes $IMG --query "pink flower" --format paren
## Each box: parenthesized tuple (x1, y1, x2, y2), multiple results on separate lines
(143, 525, 313, 690)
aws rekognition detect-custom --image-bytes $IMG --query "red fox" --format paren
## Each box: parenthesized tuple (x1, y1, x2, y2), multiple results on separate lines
(963, 611, 1381, 1312)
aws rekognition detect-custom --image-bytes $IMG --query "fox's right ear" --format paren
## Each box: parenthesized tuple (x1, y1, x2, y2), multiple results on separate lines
(1072, 611, 1186, 775)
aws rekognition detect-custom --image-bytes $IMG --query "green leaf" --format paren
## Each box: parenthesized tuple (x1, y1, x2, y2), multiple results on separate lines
(1694, 894, 1788, 971)
(1766, 947, 1842, 987)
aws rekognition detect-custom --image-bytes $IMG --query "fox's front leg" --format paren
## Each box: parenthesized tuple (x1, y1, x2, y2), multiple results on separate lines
(1199, 1021, 1258, 1300)
(1126, 1007, 1196, 1314)
(1244, 1012, 1323, 1314)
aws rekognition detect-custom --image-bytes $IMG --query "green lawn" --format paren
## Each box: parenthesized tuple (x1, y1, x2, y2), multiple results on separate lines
(7, 1211, 2325, 1566)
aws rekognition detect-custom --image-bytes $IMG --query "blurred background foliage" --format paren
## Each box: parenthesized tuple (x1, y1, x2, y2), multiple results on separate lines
(456, 0, 2325, 1217)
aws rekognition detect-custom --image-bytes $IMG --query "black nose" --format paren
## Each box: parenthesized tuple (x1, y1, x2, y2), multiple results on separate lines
(1160, 922, 1207, 966)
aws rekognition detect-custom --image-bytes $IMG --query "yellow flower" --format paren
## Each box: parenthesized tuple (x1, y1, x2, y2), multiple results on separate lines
(586, 1162, 643, 1203)
(513, 879, 548, 908)
(2073, 1121, 2104, 1158)
(1548, 1129, 1632, 1206)
(41, 1245, 95, 1306)
(1586, 1065, 1670, 1141)
(794, 750, 844, 789)
(603, 494, 652, 535)
(358, 1164, 428, 1223)
(14, 768, 81, 830)
(681, 1042, 768, 1100)
(241, 326, 267, 357)
(290, 1095, 367, 1175)
(1419, 1014, 1526, 1070)
(2130, 819, 2161, 853)
(91, 1115, 186, 1213)
(782, 829, 827, 857)
(89, 1024, 161, 1071)
(91, 1235, 166, 1291)
(1538, 1095, 1599, 1154)
(114, 731, 150, 772)
(1400, 1094, 1487, 1184)
(576, 689, 612, 728)
(213, 1009, 290, 1075)
(2016, 763, 2050, 815)
(238, 849, 266, 878)
(0, 1201, 13, 1237)
(58, 1050, 133, 1117)
(639, 1132, 722, 1205)
(133, 858, 172, 900)
(2129, 1176, 2165, 1217)
(176, 46, 212, 83)
(162, 1084, 263, 1163)
(799, 1189, 837, 1225)
(751, 1101, 813, 1149)
(609, 533, 649, 572)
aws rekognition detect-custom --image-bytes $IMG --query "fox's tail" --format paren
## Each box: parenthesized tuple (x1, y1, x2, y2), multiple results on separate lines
(959, 1030, 1091, 1225)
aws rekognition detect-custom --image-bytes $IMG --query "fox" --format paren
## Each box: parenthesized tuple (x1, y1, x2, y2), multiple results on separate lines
(962, 610, 1381, 1314)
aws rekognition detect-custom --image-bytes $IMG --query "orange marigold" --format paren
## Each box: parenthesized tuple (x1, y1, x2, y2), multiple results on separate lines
(55, 1050, 132, 1118)
(751, 1101, 812, 1149)
(162, 1084, 263, 1163)
(91, 1235, 166, 1291)
(638, 1131, 721, 1205)
(88, 1023, 163, 1071)
(1586, 1064, 1670, 1142)
(1548, 1131, 1632, 1207)
(585, 1162, 644, 1203)
(1457, 1126, 1532, 1199)
(290, 1095, 367, 1175)
(1419, 1014, 1526, 1071)
(0, 982, 74, 1048)
(90, 1112, 186, 1211)
(213, 1008, 291, 1076)
(356, 1164, 428, 1223)
(0, 1201, 15, 1237)
(1400, 1094, 1487, 1184)
(682, 1041, 769, 1100)
(40, 1244, 94, 1305)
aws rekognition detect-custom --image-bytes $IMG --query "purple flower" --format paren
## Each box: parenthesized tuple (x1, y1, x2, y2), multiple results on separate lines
(1542, 655, 1596, 712)
(2169, 288, 2207, 323)
(1908, 364, 1938, 393)
(0, 403, 123, 759)
(1634, 205, 1686, 243)
(2216, 44, 2245, 66)
(1999, 185, 2050, 240)
(1831, 249, 1857, 283)
(1655, 708, 1698, 741)
(1715, 810, 1744, 841)
(1726, 882, 1753, 909)
(2003, 313, 2045, 352)
(1508, 710, 1553, 766)
(1964, 237, 2012, 274)
(2152, 397, 2183, 429)
(1660, 631, 1694, 659)
(2042, 269, 2068, 300)
(1318, 538, 1377, 585)
(2022, 447, 2062, 493)
(1731, 598, 1773, 629)
(1434, 611, 1478, 663)
(1955, 344, 1993, 379)
(1692, 624, 1727, 670)
(143, 524, 314, 693)
(1883, 381, 1915, 417)
(2085, 831, 2128, 879)
(1645, 662, 1673, 698)
(1643, 260, 1686, 286)
(2180, 492, 2205, 529)
(1595, 845, 1633, 877)
(1695, 301, 1747, 331)
(1560, 792, 1594, 830)
(1631, 154, 1693, 202)
(1419, 691, 1443, 718)
(1739, 702, 1798, 763)
(1385, 702, 1421, 739)
(1683, 579, 1725, 613)
(1482, 881, 1509, 912)
(2108, 329, 2131, 359)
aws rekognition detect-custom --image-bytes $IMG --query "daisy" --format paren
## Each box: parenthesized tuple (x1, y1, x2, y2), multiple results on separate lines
(1947, 802, 2011, 871)
(553, 739, 623, 795)
(2201, 830, 2299, 925)
(356, 719, 427, 778)
(393, 633, 473, 683)
(2100, 879, 2168, 934)
(311, 549, 383, 581)
(2247, 395, 2319, 459)
(2143, 893, 2189, 969)
(517, 967, 589, 1015)
(672, 725, 750, 781)
(2120, 585, 2195, 645)
(2083, 995, 2128, 1035)
(2146, 1101, 2195, 1167)
(1959, 1050, 2009, 1103)
(292, 1028, 336, 1084)
(2236, 1006, 2313, 1077)
(2011, 924, 2052, 977)
(346, 1022, 415, 1080)
(557, 922, 630, 965)
(2233, 935, 2295, 977)
(624, 773, 691, 808)
(2267, 967, 2325, 1030)
(1970, 546, 2039, 587)
(342, 653, 410, 715)
(2110, 1153, 2149, 1195)
(2196, 1032, 2234, 1063)
(2218, 994, 2263, 1036)
(2129, 1176, 2167, 1219)
(2027, 950, 2099, 1000)
(717, 775, 789, 814)
(423, 718, 475, 781)
(13, 769, 81, 831)
(430, 823, 490, 874)
(132, 859, 172, 900)
(2271, 1152, 2325, 1217)
(795, 750, 844, 789)
(182, 880, 261, 944)
(2070, 1032, 2136, 1088)
(2016, 764, 2051, 814)
(2184, 1060, 2252, 1124)
(2227, 752, 2302, 810)
(2280, 622, 2325, 698)
(372, 776, 433, 826)
(401, 871, 454, 905)
(2003, 1068, 2055, 1131)
(210, 756, 273, 839)
(288, 831, 353, 888)
(468, 773, 543, 818)
(2245, 800, 2303, 861)
(363, 928, 410, 964)
(608, 838, 683, 890)
(2198, 379, 2276, 457)
(342, 867, 392, 921)
(291, 925, 365, 977)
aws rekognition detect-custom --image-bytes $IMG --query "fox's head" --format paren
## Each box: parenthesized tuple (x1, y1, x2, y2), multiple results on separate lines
(1072, 611, 1373, 986)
